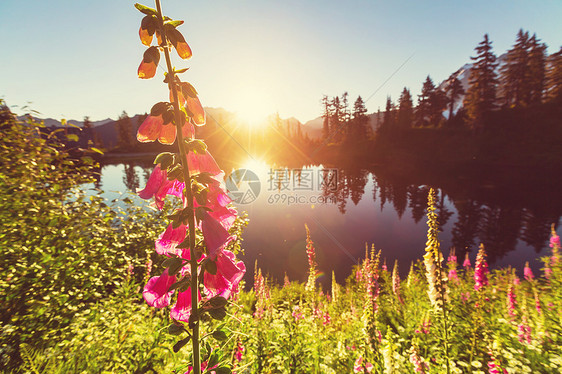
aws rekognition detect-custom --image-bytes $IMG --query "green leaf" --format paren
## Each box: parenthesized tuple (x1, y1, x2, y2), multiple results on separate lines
(168, 276, 191, 292)
(184, 139, 207, 155)
(215, 367, 232, 374)
(205, 260, 217, 275)
(209, 296, 228, 309)
(164, 20, 184, 28)
(167, 164, 184, 182)
(150, 102, 170, 116)
(208, 307, 227, 321)
(90, 147, 104, 155)
(207, 350, 220, 368)
(176, 236, 191, 249)
(168, 323, 185, 335)
(162, 257, 184, 276)
(66, 134, 79, 142)
(211, 330, 227, 341)
(174, 67, 190, 74)
(162, 108, 175, 125)
(154, 152, 175, 169)
(134, 3, 158, 16)
(172, 336, 191, 353)
(193, 172, 214, 186)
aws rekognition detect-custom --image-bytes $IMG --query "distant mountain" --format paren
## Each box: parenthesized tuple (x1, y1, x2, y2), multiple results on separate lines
(17, 116, 114, 128)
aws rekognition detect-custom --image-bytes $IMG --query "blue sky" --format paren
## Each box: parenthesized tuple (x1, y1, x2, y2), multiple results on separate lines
(1, 0, 561, 123)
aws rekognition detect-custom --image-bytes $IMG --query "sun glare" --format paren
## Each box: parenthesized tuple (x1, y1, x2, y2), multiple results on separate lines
(231, 86, 275, 129)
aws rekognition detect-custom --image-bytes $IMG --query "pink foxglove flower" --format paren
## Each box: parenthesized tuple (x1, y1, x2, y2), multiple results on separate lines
(474, 244, 489, 291)
(463, 253, 471, 268)
(409, 345, 429, 373)
(138, 164, 184, 209)
(523, 261, 534, 281)
(204, 250, 246, 298)
(138, 46, 159, 79)
(143, 269, 177, 308)
(506, 283, 516, 318)
(391, 260, 403, 304)
(354, 356, 373, 373)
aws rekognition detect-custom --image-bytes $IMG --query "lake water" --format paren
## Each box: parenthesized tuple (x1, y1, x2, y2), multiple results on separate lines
(95, 157, 561, 287)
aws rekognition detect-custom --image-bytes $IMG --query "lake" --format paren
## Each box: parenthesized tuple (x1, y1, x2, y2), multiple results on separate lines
(94, 156, 562, 287)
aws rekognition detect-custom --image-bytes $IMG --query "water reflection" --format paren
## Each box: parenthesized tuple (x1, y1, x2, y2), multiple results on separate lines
(99, 158, 561, 286)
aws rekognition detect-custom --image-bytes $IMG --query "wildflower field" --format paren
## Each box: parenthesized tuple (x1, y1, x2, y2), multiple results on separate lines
(2, 1, 562, 373)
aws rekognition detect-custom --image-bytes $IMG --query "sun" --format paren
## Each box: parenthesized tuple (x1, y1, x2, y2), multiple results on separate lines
(231, 85, 275, 129)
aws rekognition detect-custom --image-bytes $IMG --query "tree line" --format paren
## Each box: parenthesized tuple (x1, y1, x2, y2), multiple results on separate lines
(321, 29, 562, 141)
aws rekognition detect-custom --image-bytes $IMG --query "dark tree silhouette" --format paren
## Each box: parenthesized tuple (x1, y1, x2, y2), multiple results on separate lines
(444, 72, 465, 124)
(545, 46, 562, 103)
(416, 75, 435, 127)
(117, 111, 134, 150)
(464, 34, 499, 129)
(397, 87, 413, 130)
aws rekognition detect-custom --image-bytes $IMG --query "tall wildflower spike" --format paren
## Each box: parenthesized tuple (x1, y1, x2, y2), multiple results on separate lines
(409, 344, 429, 373)
(524, 261, 534, 281)
(392, 260, 403, 304)
(447, 249, 459, 284)
(533, 289, 542, 315)
(550, 223, 560, 261)
(423, 189, 451, 373)
(506, 280, 517, 318)
(423, 188, 448, 308)
(331, 271, 338, 303)
(406, 261, 416, 288)
(474, 244, 489, 291)
(363, 248, 381, 351)
(305, 224, 318, 293)
(463, 252, 471, 268)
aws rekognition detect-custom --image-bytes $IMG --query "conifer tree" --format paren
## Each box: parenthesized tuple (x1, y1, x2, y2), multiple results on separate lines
(499, 30, 547, 107)
(499, 29, 530, 107)
(397, 87, 413, 129)
(330, 96, 343, 142)
(117, 111, 134, 150)
(463, 34, 498, 128)
(528, 34, 547, 105)
(429, 88, 448, 126)
(416, 76, 435, 127)
(545, 46, 562, 103)
(350, 95, 369, 141)
(444, 72, 465, 122)
(321, 95, 331, 140)
(381, 96, 395, 133)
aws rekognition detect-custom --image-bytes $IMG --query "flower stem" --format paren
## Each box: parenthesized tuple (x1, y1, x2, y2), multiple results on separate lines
(154, 0, 200, 372)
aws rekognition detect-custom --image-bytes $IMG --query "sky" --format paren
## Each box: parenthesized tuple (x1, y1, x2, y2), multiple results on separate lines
(1, 0, 561, 124)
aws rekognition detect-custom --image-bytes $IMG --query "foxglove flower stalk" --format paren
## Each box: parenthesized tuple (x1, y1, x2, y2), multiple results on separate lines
(447, 249, 459, 284)
(406, 261, 417, 288)
(463, 253, 471, 269)
(523, 261, 534, 281)
(409, 344, 429, 373)
(331, 271, 339, 303)
(423, 189, 448, 308)
(353, 356, 374, 373)
(391, 260, 403, 304)
(305, 224, 318, 293)
(506, 282, 516, 318)
(423, 189, 450, 374)
(363, 248, 382, 353)
(134, 3, 245, 372)
(474, 244, 489, 291)
(533, 289, 542, 315)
